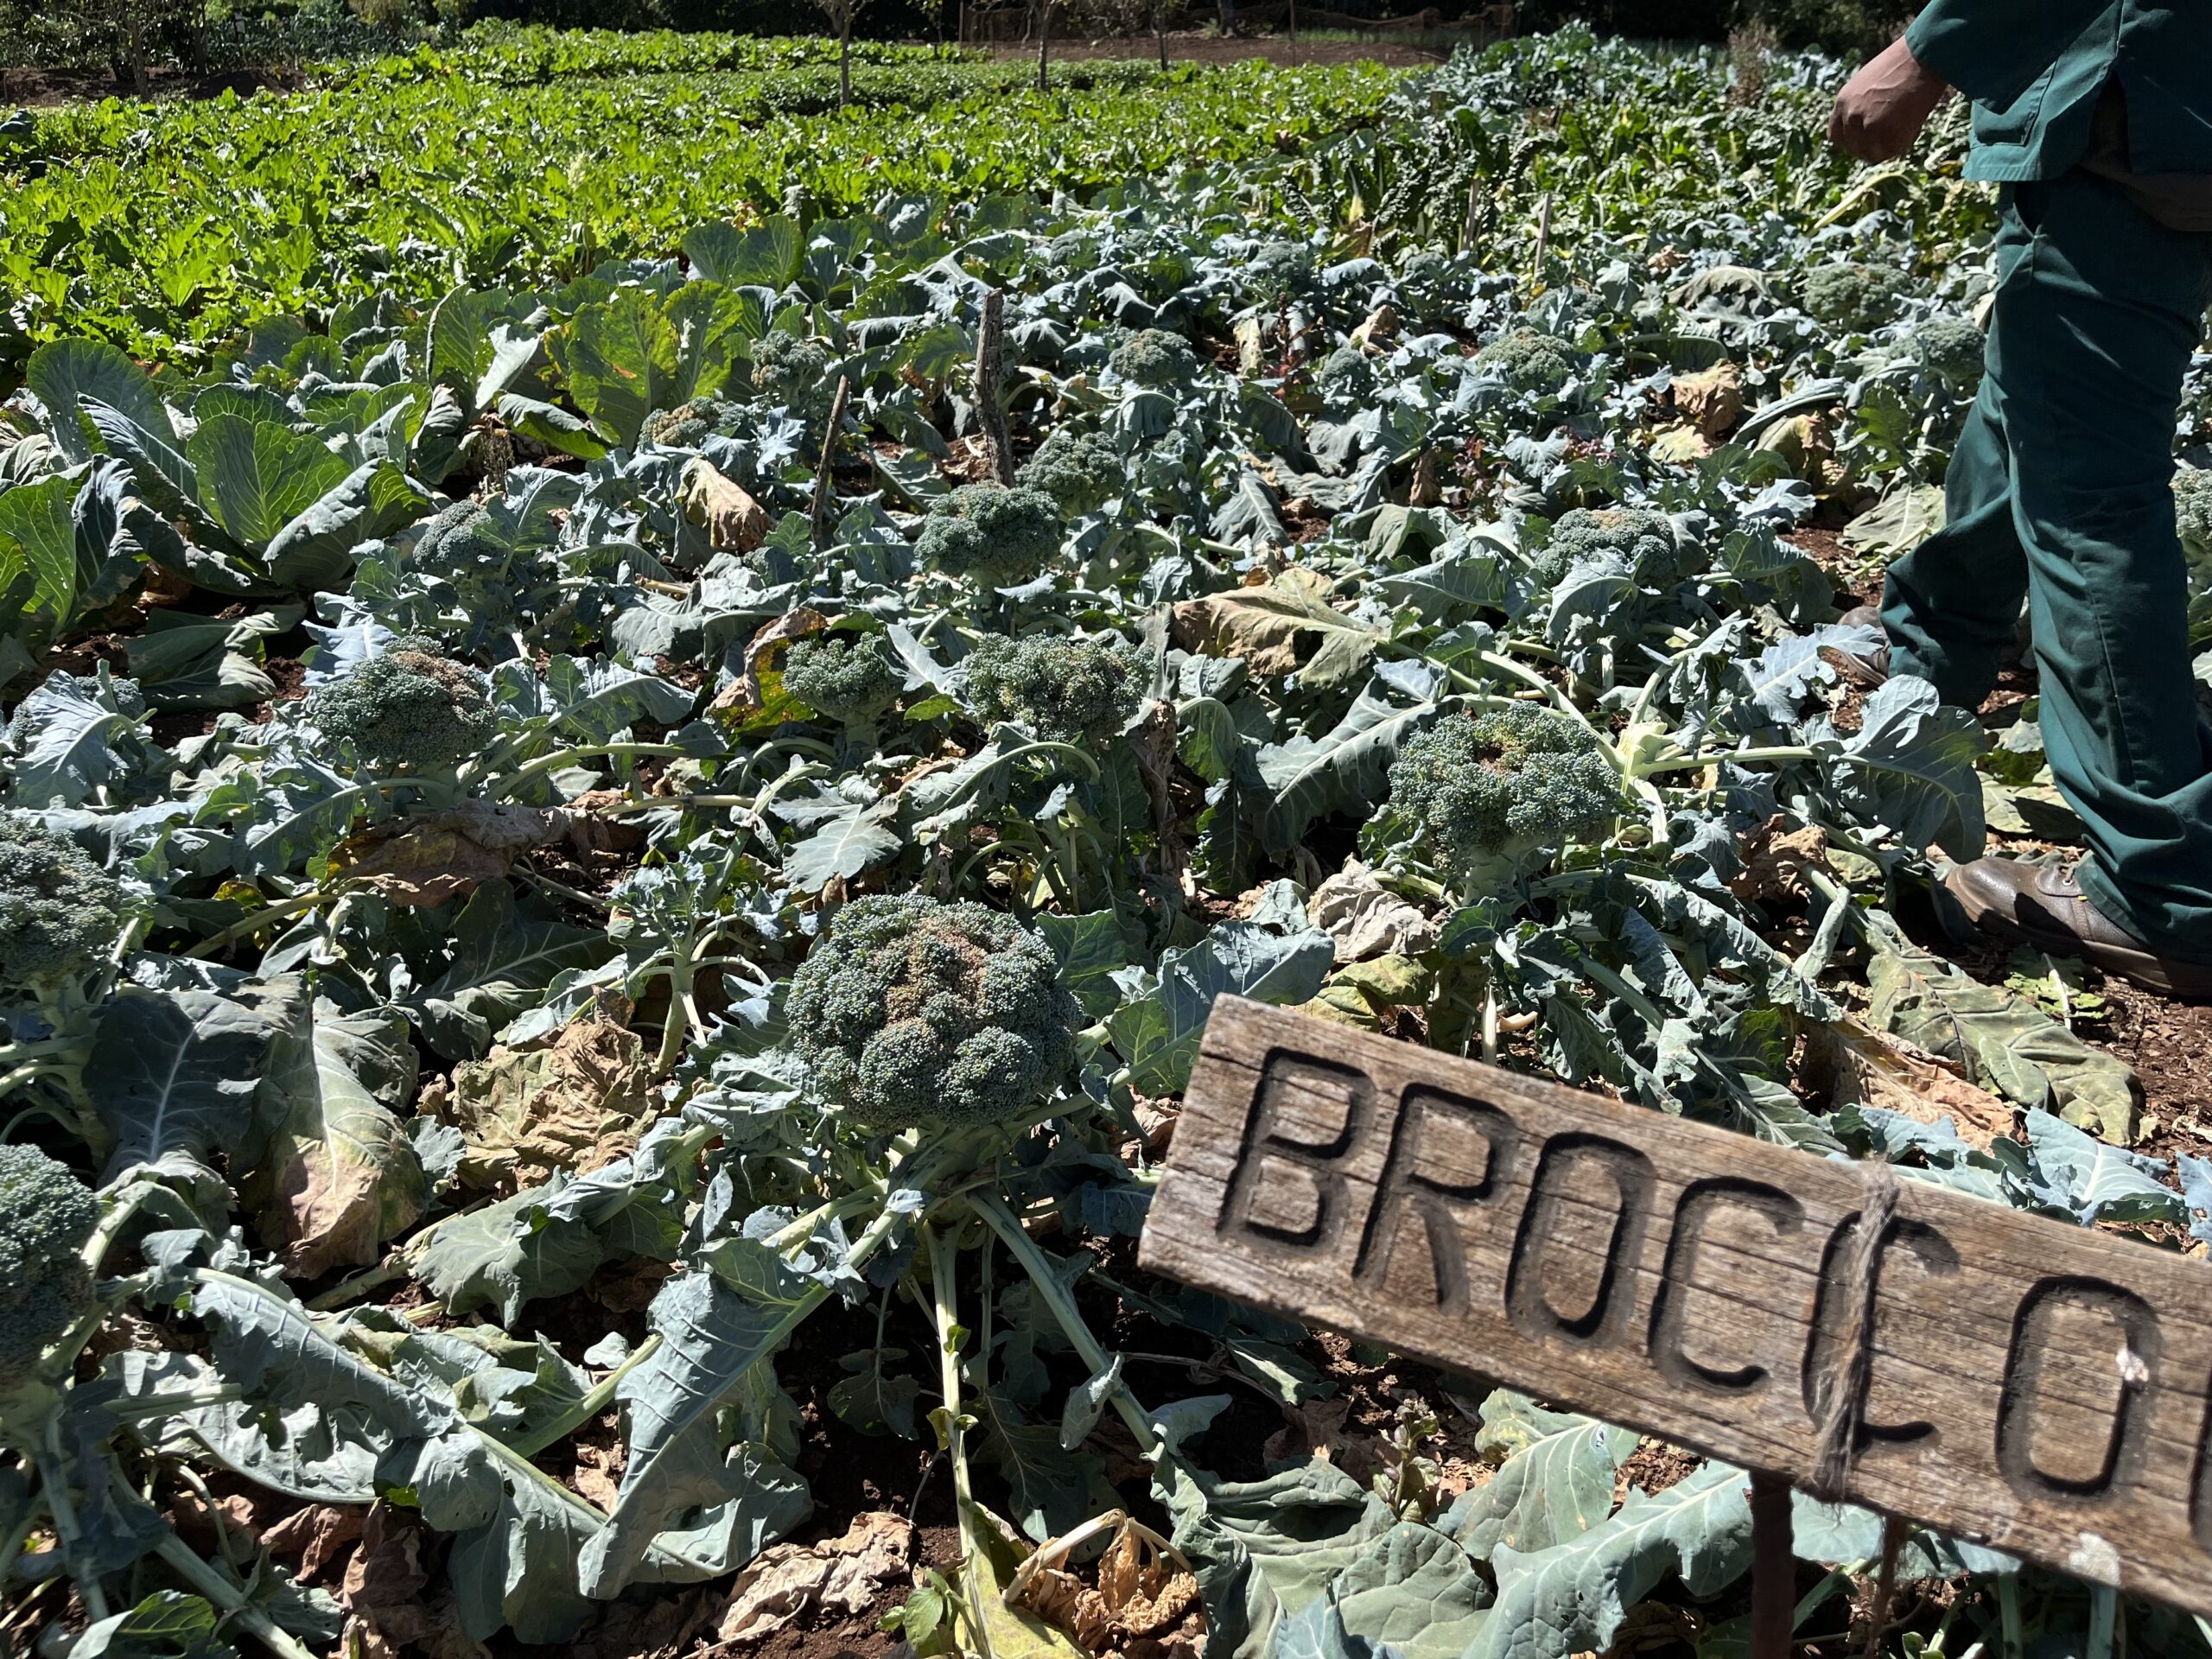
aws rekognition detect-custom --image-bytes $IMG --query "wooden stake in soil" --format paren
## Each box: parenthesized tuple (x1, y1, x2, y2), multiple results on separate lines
(1531, 190, 1554, 289)
(1136, 996, 2212, 1622)
(811, 373, 852, 552)
(1749, 1471, 1794, 1659)
(974, 289, 1015, 486)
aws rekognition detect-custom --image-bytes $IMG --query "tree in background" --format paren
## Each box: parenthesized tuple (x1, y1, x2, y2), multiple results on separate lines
(811, 0, 864, 101)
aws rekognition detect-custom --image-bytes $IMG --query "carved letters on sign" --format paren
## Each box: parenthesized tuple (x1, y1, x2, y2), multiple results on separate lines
(1136, 998, 2212, 1618)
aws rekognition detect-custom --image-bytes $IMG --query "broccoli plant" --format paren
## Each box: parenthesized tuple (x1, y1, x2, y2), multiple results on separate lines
(1015, 425, 1122, 517)
(1799, 262, 1908, 332)
(1106, 328, 1203, 388)
(2180, 465, 2212, 655)
(750, 332, 840, 423)
(784, 893, 1078, 1133)
(645, 397, 747, 448)
(782, 632, 904, 747)
(914, 484, 1065, 588)
(964, 632, 1147, 746)
(308, 639, 499, 775)
(1474, 327, 1581, 396)
(1383, 702, 1621, 890)
(0, 1144, 97, 1412)
(0, 814, 134, 1120)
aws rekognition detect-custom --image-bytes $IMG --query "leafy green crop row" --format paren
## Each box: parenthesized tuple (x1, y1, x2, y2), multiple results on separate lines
(2, 50, 1395, 371)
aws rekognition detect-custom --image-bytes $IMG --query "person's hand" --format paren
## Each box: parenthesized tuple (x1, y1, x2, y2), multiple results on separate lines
(1828, 36, 1951, 162)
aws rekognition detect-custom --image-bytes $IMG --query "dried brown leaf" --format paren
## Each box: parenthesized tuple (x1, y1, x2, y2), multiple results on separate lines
(711, 1512, 912, 1645)
(428, 1012, 651, 1189)
(680, 458, 769, 551)
(1802, 1017, 2019, 1152)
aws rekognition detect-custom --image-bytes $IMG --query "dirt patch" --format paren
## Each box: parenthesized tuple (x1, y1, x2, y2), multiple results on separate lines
(986, 30, 1451, 67)
(1, 62, 307, 109)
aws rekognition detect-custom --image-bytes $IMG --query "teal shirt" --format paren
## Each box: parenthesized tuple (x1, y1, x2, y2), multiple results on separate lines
(1905, 1, 2212, 181)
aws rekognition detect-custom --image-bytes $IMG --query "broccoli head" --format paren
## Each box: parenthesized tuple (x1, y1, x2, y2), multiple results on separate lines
(914, 484, 1065, 588)
(0, 815, 124, 991)
(1107, 328, 1203, 388)
(309, 639, 499, 773)
(1800, 262, 1908, 332)
(1526, 507, 1688, 591)
(2174, 464, 2211, 556)
(1475, 327, 1580, 396)
(1015, 426, 1122, 517)
(1908, 315, 1986, 383)
(0, 1144, 97, 1402)
(964, 632, 1147, 745)
(1247, 240, 1318, 308)
(785, 893, 1078, 1131)
(1388, 703, 1619, 880)
(646, 397, 746, 448)
(1314, 344, 1377, 401)
(783, 632, 903, 728)
(750, 333, 839, 418)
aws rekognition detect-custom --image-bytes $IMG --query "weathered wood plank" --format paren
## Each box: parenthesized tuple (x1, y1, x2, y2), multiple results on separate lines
(1136, 997, 2212, 1616)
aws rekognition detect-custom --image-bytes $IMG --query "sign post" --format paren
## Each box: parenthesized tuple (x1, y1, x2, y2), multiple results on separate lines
(1136, 997, 2212, 1634)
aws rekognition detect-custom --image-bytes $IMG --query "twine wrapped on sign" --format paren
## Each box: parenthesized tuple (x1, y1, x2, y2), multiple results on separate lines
(1807, 1159, 1903, 1503)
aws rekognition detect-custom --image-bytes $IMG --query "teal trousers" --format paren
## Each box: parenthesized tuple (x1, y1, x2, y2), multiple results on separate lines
(1882, 170, 2212, 963)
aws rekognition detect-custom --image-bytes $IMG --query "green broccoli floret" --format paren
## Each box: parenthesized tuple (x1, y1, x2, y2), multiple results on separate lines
(0, 1144, 98, 1404)
(1314, 344, 1377, 401)
(646, 397, 746, 448)
(1526, 507, 1688, 591)
(1248, 240, 1318, 308)
(1909, 315, 1986, 382)
(964, 632, 1147, 745)
(1015, 426, 1122, 517)
(1388, 704, 1620, 881)
(0, 815, 124, 991)
(2174, 464, 2211, 556)
(308, 639, 498, 773)
(1800, 263, 1909, 331)
(1474, 327, 1580, 396)
(784, 893, 1078, 1131)
(1107, 329, 1203, 387)
(783, 632, 903, 728)
(914, 484, 1065, 588)
(750, 333, 839, 418)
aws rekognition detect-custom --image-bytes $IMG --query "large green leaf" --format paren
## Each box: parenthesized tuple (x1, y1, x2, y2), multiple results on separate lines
(577, 1264, 816, 1597)
(27, 339, 167, 464)
(245, 995, 426, 1279)
(262, 460, 429, 589)
(414, 1178, 607, 1324)
(1254, 681, 1435, 853)
(1821, 676, 1986, 861)
(0, 474, 79, 648)
(1105, 922, 1334, 1097)
(556, 281, 759, 448)
(185, 413, 353, 555)
(1445, 1391, 1637, 1559)
(1316, 1522, 1493, 1659)
(1468, 1463, 1756, 1659)
(86, 982, 295, 1185)
(412, 880, 617, 1059)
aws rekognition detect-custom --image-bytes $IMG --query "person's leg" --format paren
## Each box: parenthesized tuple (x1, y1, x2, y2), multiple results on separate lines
(1881, 200, 2035, 708)
(1984, 173, 2212, 962)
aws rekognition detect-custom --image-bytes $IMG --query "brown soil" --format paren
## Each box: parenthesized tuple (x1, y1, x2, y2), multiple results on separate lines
(0, 62, 306, 109)
(986, 30, 1452, 67)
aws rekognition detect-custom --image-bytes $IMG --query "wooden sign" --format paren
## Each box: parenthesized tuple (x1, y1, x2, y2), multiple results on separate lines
(1137, 997, 2212, 1618)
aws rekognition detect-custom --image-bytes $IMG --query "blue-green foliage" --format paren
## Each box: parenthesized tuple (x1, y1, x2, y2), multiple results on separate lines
(1016, 425, 1123, 517)
(965, 633, 1147, 745)
(914, 484, 1065, 587)
(1388, 703, 1620, 880)
(0, 1144, 97, 1402)
(0, 815, 124, 989)
(784, 893, 1078, 1131)
(308, 639, 499, 773)
(783, 632, 903, 727)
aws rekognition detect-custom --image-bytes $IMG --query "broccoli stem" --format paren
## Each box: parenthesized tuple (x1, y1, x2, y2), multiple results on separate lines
(969, 1192, 1154, 1450)
(146, 1529, 325, 1659)
(506, 1334, 664, 1459)
(1630, 744, 1818, 779)
(923, 1223, 984, 1571)
(32, 1426, 109, 1623)
(184, 890, 334, 961)
(491, 741, 695, 801)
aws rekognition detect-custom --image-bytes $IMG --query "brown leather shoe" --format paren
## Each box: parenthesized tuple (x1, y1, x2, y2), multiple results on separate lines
(1942, 858, 2212, 998)
(1827, 605, 1890, 687)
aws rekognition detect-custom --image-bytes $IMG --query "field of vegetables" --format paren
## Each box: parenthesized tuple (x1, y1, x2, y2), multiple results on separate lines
(4, 22, 2212, 1659)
